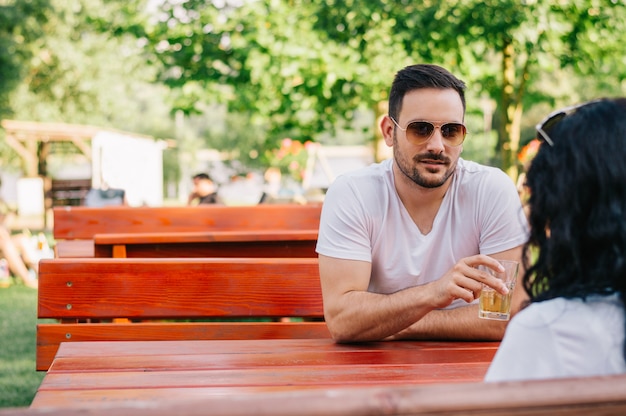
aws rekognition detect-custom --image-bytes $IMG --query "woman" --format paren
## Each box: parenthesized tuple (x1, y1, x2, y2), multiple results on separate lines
(0, 200, 39, 289)
(485, 98, 626, 381)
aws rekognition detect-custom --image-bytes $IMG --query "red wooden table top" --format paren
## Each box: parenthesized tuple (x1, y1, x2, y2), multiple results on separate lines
(31, 338, 499, 409)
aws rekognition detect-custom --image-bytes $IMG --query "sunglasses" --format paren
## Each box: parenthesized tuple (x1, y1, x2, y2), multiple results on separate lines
(390, 117, 467, 147)
(536, 100, 601, 147)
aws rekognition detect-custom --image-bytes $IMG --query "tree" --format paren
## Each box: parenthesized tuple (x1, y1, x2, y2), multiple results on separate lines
(145, 0, 412, 160)
(0, 0, 50, 119)
(8, 0, 162, 128)
(5, 1, 625, 181)
(2, 0, 175, 176)
(0, 0, 51, 168)
(147, 0, 626, 179)
(313, 0, 626, 178)
(418, 0, 626, 178)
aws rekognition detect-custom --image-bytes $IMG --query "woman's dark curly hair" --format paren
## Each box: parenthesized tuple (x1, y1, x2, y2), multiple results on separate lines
(523, 98, 626, 358)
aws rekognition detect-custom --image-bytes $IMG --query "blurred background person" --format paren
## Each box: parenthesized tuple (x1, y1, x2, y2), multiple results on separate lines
(217, 172, 264, 206)
(259, 167, 282, 204)
(187, 173, 219, 205)
(0, 227, 40, 289)
(0, 181, 41, 289)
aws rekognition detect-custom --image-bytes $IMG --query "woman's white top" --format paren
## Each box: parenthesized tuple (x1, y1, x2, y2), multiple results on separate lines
(485, 294, 626, 381)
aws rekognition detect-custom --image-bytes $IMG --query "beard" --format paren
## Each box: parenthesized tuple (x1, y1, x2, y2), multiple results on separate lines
(393, 136, 457, 189)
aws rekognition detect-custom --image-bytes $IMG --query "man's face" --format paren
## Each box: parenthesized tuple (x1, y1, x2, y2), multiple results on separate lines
(389, 88, 464, 189)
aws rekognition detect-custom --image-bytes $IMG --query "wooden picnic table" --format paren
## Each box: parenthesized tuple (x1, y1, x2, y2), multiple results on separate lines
(92, 229, 318, 258)
(28, 338, 626, 415)
(31, 338, 499, 410)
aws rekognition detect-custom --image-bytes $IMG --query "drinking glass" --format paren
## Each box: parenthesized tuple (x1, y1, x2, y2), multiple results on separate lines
(478, 260, 519, 321)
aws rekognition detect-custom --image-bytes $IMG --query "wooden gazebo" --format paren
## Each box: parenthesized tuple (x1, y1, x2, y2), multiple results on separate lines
(1, 120, 168, 219)
(1, 119, 99, 178)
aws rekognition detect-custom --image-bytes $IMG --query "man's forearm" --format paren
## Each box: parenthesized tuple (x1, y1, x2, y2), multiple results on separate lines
(326, 286, 435, 342)
(386, 304, 507, 341)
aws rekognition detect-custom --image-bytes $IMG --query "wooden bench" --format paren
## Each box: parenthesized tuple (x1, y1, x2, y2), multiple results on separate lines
(36, 257, 328, 371)
(93, 229, 318, 258)
(52, 204, 322, 258)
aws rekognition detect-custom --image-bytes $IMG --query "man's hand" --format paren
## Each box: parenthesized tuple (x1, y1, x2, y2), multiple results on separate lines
(425, 254, 509, 309)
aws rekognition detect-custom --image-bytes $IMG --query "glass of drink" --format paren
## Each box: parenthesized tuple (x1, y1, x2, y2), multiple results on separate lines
(478, 260, 519, 321)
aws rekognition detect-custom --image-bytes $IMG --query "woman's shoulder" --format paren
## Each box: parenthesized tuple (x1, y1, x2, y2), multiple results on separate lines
(514, 295, 623, 327)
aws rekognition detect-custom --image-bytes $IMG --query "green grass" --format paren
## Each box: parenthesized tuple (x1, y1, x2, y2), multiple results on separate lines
(0, 283, 45, 408)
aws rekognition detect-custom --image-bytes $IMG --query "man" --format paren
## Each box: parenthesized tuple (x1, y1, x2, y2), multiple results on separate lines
(188, 173, 219, 205)
(316, 64, 528, 342)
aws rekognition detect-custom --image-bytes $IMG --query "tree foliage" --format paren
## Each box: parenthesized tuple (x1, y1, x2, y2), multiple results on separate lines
(9, 0, 164, 129)
(309, 0, 626, 176)
(146, 0, 626, 178)
(2, 0, 626, 181)
(0, 0, 51, 118)
(145, 0, 395, 151)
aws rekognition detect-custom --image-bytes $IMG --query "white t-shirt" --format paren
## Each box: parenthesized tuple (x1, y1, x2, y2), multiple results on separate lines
(485, 295, 626, 381)
(316, 158, 529, 309)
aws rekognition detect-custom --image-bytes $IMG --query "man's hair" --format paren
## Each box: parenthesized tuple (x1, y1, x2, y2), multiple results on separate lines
(388, 64, 466, 120)
(523, 98, 626, 345)
(193, 173, 211, 181)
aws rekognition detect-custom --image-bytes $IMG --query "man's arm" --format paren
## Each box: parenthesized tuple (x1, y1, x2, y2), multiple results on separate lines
(386, 305, 505, 341)
(319, 248, 518, 342)
(319, 254, 435, 342)
(389, 245, 527, 341)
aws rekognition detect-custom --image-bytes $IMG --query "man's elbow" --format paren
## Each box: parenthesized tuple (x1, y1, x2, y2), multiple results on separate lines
(329, 330, 361, 344)
(324, 314, 374, 343)
(324, 315, 351, 343)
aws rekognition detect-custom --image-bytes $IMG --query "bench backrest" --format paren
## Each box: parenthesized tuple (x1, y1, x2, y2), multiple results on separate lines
(37, 257, 328, 371)
(53, 204, 323, 240)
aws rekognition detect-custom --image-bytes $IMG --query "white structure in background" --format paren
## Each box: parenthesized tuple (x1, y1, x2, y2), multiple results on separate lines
(91, 131, 166, 206)
(16, 177, 46, 216)
(303, 144, 375, 191)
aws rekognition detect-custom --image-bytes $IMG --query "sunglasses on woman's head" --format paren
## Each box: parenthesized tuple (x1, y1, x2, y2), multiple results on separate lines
(536, 100, 601, 147)
(390, 117, 467, 147)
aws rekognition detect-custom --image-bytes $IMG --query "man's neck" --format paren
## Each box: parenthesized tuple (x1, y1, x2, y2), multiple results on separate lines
(393, 163, 453, 235)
